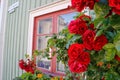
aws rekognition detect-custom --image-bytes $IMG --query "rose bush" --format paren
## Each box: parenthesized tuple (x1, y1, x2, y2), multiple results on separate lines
(37, 0, 120, 79)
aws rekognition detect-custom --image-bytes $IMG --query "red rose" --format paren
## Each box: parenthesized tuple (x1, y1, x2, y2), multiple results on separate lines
(19, 59, 26, 70)
(68, 59, 88, 73)
(82, 30, 108, 51)
(68, 44, 90, 73)
(19, 59, 36, 74)
(76, 51, 90, 65)
(71, 0, 85, 12)
(28, 67, 34, 74)
(89, 23, 95, 29)
(115, 55, 120, 62)
(109, 0, 120, 15)
(93, 35, 108, 51)
(71, 0, 99, 12)
(86, 0, 99, 9)
(68, 51, 90, 73)
(82, 30, 95, 50)
(24, 65, 30, 72)
(68, 19, 88, 35)
(68, 43, 85, 60)
(24, 66, 34, 74)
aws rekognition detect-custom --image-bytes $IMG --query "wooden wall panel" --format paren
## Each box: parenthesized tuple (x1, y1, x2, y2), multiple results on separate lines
(2, 0, 59, 80)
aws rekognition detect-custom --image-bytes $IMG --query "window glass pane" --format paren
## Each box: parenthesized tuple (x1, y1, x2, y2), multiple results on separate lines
(57, 61, 65, 72)
(58, 12, 78, 32)
(37, 56, 51, 70)
(38, 18, 52, 34)
(57, 12, 77, 72)
(36, 36, 51, 70)
(37, 36, 48, 50)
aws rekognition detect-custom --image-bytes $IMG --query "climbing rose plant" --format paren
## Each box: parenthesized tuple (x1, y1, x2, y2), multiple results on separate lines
(34, 0, 120, 80)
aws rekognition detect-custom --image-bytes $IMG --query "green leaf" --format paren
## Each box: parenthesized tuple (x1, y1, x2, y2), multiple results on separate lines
(113, 33, 120, 56)
(47, 38, 55, 47)
(33, 50, 39, 56)
(105, 30, 116, 42)
(66, 35, 81, 49)
(105, 73, 113, 80)
(25, 54, 29, 58)
(110, 14, 120, 30)
(105, 71, 120, 80)
(94, 18, 104, 28)
(103, 43, 115, 50)
(114, 41, 120, 57)
(94, 3, 110, 18)
(94, 2, 110, 28)
(105, 49, 116, 61)
(113, 33, 120, 43)
(95, 30, 103, 37)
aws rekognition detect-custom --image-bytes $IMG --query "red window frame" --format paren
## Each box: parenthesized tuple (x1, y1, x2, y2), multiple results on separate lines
(33, 8, 75, 76)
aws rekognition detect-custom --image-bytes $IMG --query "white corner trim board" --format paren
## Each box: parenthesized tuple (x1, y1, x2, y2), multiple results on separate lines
(27, 0, 71, 57)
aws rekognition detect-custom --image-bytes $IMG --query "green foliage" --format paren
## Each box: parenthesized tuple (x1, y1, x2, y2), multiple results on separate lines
(13, 70, 57, 80)
(105, 71, 120, 80)
(94, 2, 110, 27)
(110, 14, 120, 30)
(105, 49, 116, 61)
(114, 33, 120, 57)
(103, 43, 115, 49)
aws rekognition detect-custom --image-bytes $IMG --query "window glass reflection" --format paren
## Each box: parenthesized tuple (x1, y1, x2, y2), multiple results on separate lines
(57, 12, 78, 72)
(37, 56, 51, 70)
(38, 18, 52, 34)
(36, 36, 51, 70)
(57, 61, 65, 72)
(58, 12, 78, 32)
(37, 36, 49, 50)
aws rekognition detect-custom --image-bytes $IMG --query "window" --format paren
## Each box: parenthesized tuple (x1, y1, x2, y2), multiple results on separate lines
(33, 9, 77, 76)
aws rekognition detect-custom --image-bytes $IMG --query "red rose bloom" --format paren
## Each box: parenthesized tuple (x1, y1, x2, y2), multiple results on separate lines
(76, 51, 90, 65)
(82, 30, 95, 50)
(89, 23, 95, 29)
(68, 43, 85, 60)
(71, 0, 99, 12)
(115, 55, 120, 62)
(68, 43, 90, 73)
(19, 59, 36, 74)
(109, 0, 120, 15)
(19, 59, 26, 70)
(68, 59, 88, 73)
(28, 67, 34, 74)
(93, 35, 108, 51)
(24, 65, 30, 72)
(82, 30, 108, 51)
(86, 0, 99, 9)
(71, 0, 85, 12)
(68, 19, 88, 35)
(24, 65, 34, 74)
